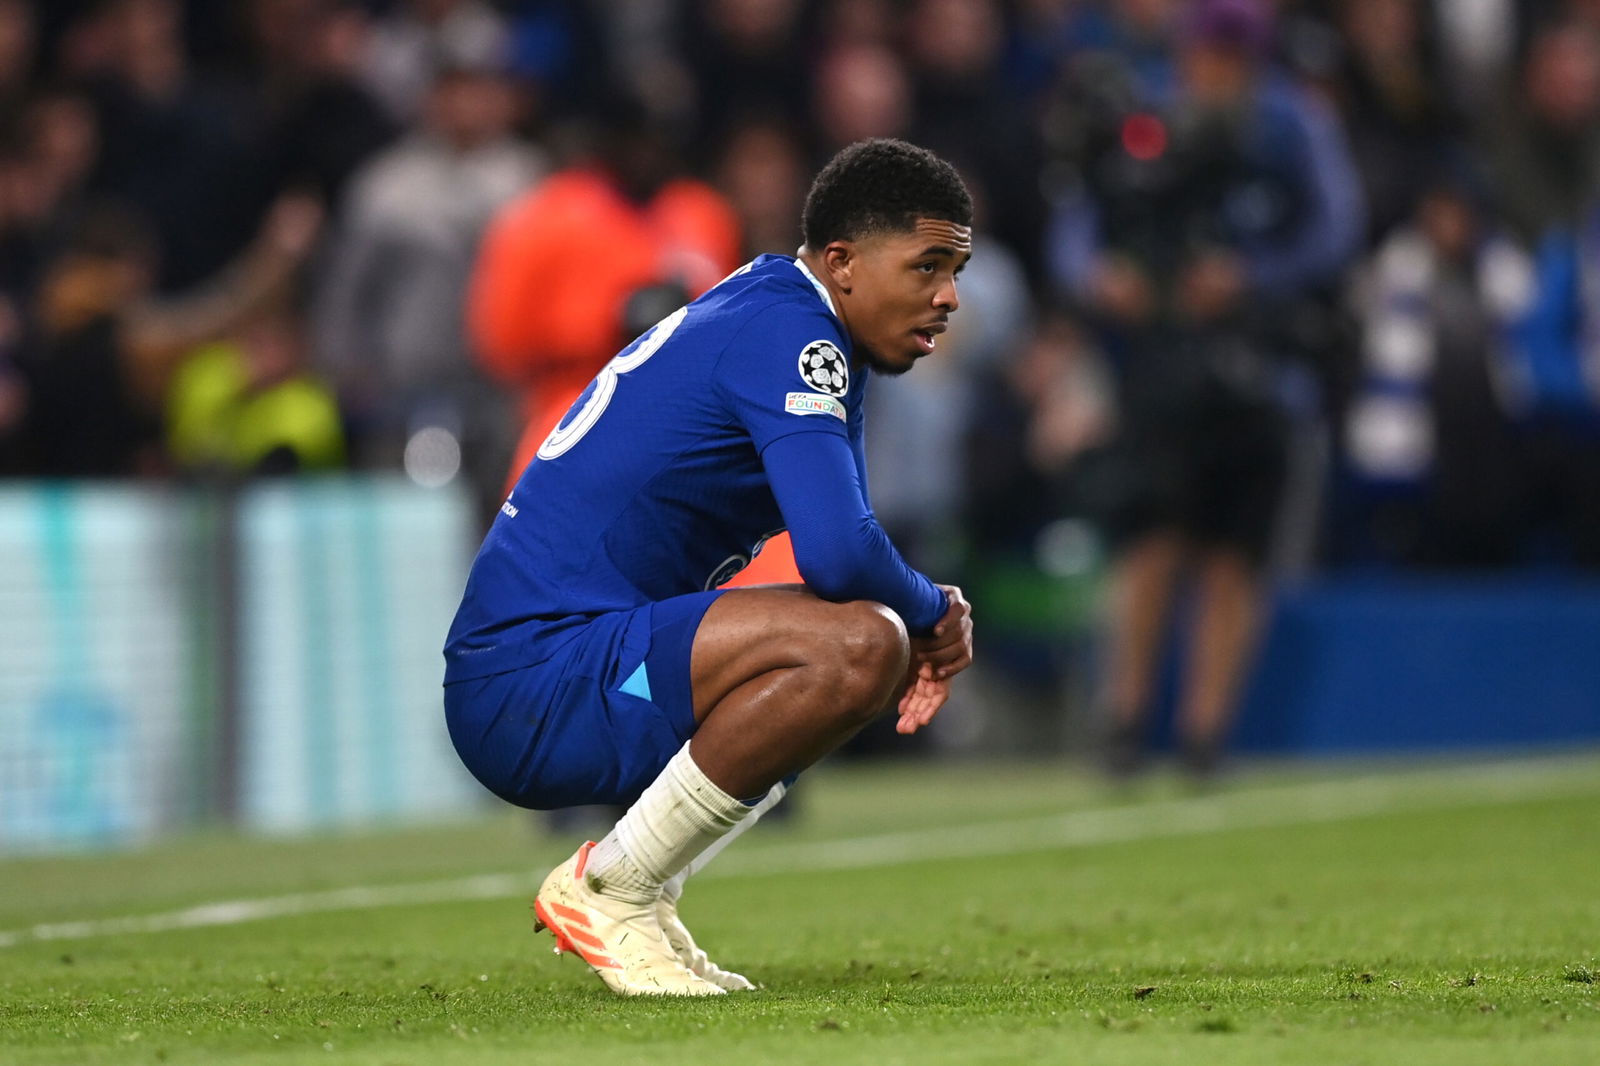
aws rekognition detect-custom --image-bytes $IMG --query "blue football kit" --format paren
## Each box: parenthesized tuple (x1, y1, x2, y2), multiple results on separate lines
(444, 254, 947, 809)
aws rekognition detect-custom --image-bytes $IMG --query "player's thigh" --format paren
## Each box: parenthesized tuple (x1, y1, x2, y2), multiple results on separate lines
(688, 587, 908, 719)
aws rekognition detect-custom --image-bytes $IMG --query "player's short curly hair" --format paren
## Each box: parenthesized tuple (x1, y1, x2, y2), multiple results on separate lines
(801, 139, 973, 248)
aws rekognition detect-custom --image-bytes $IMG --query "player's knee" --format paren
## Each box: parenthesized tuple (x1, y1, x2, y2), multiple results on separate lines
(829, 600, 909, 716)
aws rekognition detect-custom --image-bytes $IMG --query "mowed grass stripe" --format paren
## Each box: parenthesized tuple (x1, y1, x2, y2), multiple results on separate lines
(2, 754, 1593, 951)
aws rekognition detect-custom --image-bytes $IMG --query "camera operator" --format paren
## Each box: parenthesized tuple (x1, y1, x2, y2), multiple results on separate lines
(1043, 0, 1363, 777)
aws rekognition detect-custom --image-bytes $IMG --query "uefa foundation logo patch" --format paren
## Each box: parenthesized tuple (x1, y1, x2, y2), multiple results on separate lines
(785, 392, 846, 420)
(798, 340, 848, 397)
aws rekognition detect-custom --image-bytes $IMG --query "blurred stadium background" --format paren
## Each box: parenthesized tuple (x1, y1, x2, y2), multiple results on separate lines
(1, 0, 1598, 863)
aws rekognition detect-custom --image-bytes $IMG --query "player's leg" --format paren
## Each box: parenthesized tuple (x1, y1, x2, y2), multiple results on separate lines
(667, 778, 789, 890)
(685, 587, 911, 793)
(544, 588, 909, 994)
(650, 582, 807, 986)
(585, 586, 908, 893)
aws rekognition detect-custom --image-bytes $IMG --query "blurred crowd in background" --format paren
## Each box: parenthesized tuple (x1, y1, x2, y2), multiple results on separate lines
(4, 0, 1600, 766)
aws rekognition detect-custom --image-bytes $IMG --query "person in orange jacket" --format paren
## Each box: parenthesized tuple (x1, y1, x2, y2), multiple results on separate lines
(468, 98, 742, 485)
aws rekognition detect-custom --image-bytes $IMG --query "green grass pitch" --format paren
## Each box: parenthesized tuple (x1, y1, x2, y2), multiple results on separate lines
(2, 754, 1598, 1065)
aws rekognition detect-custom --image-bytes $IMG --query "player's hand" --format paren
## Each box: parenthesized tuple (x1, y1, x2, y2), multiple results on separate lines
(912, 584, 973, 682)
(896, 661, 949, 735)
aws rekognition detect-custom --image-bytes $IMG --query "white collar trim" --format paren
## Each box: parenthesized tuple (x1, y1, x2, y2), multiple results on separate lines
(792, 257, 840, 320)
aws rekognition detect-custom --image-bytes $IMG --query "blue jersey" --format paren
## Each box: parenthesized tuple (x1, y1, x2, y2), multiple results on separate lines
(444, 254, 946, 683)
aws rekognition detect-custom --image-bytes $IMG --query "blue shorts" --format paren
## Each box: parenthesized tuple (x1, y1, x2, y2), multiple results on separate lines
(443, 591, 723, 810)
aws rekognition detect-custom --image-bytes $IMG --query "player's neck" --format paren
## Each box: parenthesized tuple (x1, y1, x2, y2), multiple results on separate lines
(796, 245, 847, 326)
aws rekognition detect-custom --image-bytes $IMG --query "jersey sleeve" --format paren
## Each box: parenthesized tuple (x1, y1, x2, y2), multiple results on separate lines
(763, 431, 948, 634)
(849, 377, 870, 508)
(715, 302, 854, 452)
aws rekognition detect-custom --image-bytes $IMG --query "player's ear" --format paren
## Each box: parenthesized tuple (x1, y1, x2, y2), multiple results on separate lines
(821, 240, 855, 292)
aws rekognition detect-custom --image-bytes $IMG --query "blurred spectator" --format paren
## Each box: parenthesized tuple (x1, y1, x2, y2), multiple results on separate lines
(968, 312, 1118, 556)
(1327, 0, 1458, 243)
(0, 0, 36, 111)
(1026, 0, 1184, 97)
(1012, 314, 1119, 488)
(467, 94, 741, 489)
(712, 117, 807, 257)
(1466, 15, 1600, 568)
(1045, 0, 1363, 776)
(314, 56, 543, 508)
(817, 0, 899, 48)
(681, 0, 813, 154)
(0, 87, 100, 299)
(1479, 18, 1600, 244)
(358, 0, 510, 125)
(499, 2, 608, 110)
(1339, 169, 1535, 567)
(905, 0, 1049, 278)
(18, 193, 321, 477)
(812, 42, 913, 151)
(20, 88, 98, 219)
(65, 0, 263, 290)
(227, 0, 399, 213)
(1492, 190, 1600, 568)
(1431, 0, 1524, 111)
(166, 305, 345, 476)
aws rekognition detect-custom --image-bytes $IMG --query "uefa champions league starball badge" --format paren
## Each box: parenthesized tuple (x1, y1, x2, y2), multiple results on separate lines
(798, 340, 849, 397)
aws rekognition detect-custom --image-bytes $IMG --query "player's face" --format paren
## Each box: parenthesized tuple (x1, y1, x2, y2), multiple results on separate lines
(845, 219, 971, 375)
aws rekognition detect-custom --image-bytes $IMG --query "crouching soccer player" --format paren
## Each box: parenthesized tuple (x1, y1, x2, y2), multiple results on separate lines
(443, 139, 976, 996)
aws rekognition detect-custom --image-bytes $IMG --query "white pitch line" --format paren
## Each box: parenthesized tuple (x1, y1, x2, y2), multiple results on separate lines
(709, 754, 1600, 878)
(1, 756, 1593, 951)
(0, 874, 526, 950)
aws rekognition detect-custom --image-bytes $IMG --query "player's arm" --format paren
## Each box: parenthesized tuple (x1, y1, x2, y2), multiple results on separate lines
(840, 397, 970, 678)
(763, 430, 947, 633)
(764, 431, 973, 729)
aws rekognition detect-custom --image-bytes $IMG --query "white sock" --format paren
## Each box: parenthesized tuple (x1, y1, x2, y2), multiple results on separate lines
(662, 780, 789, 902)
(585, 742, 751, 904)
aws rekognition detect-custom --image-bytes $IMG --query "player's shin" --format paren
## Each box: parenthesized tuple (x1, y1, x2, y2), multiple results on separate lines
(584, 741, 753, 904)
(664, 778, 788, 898)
